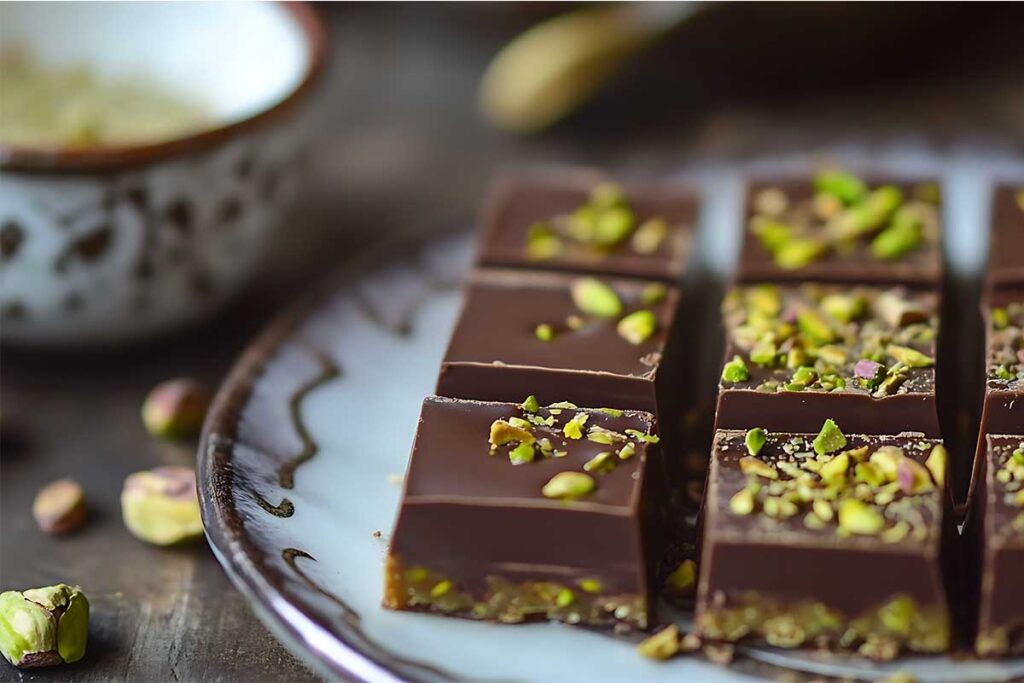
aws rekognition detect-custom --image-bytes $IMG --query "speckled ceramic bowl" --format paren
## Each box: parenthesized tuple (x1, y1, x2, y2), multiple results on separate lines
(0, 2, 326, 345)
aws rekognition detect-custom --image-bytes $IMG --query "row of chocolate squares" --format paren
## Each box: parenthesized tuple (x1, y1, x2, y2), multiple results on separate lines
(475, 165, 1023, 288)
(383, 393, 1023, 660)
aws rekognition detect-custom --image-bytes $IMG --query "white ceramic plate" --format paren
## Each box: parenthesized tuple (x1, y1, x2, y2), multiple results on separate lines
(198, 153, 1024, 682)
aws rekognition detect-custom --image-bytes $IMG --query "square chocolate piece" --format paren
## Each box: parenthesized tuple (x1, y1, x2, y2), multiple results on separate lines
(988, 185, 1024, 290)
(437, 269, 682, 418)
(475, 167, 697, 282)
(384, 396, 669, 630)
(737, 170, 943, 286)
(696, 423, 952, 657)
(715, 283, 941, 436)
(973, 435, 1024, 656)
(977, 290, 1024, 440)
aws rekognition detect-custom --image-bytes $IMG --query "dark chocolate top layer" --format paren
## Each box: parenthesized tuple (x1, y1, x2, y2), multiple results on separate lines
(985, 435, 1024, 550)
(719, 283, 938, 397)
(985, 289, 1024, 391)
(737, 172, 943, 285)
(988, 185, 1024, 289)
(476, 167, 696, 282)
(443, 269, 678, 379)
(402, 396, 657, 510)
(708, 426, 946, 550)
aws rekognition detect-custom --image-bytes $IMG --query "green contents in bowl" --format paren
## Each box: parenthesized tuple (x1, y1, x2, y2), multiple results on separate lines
(0, 53, 212, 147)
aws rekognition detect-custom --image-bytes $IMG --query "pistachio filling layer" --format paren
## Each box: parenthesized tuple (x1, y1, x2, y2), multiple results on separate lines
(721, 284, 936, 396)
(698, 592, 949, 659)
(383, 557, 647, 629)
(749, 170, 940, 269)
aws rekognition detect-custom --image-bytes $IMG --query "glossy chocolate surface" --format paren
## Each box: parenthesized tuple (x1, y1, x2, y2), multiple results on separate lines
(698, 428, 949, 628)
(715, 284, 941, 435)
(988, 185, 1024, 290)
(975, 435, 1024, 655)
(389, 396, 665, 599)
(437, 269, 681, 413)
(737, 174, 943, 286)
(475, 167, 697, 282)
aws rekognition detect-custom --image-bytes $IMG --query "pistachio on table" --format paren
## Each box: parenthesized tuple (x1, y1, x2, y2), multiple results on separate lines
(121, 466, 203, 545)
(32, 478, 87, 535)
(0, 584, 88, 669)
(141, 378, 211, 440)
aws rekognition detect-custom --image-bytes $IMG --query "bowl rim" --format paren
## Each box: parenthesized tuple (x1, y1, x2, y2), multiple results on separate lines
(0, 2, 328, 176)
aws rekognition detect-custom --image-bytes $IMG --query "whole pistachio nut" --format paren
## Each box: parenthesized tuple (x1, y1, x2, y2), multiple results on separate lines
(0, 584, 88, 668)
(141, 378, 211, 440)
(121, 467, 203, 545)
(32, 479, 87, 536)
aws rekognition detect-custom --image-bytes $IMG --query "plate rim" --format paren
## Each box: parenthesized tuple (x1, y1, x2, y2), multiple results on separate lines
(197, 229, 468, 683)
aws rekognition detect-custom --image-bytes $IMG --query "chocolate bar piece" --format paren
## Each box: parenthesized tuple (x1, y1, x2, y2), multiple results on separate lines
(383, 396, 668, 630)
(437, 269, 682, 416)
(988, 185, 1024, 290)
(715, 283, 941, 436)
(973, 435, 1024, 656)
(475, 168, 697, 282)
(696, 421, 952, 658)
(978, 290, 1024, 439)
(737, 170, 943, 286)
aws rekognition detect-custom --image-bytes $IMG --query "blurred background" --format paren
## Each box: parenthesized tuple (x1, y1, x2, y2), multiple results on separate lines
(2, 3, 1023, 680)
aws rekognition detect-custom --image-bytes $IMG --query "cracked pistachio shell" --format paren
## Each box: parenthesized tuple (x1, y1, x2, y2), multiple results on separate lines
(121, 467, 203, 545)
(0, 585, 88, 668)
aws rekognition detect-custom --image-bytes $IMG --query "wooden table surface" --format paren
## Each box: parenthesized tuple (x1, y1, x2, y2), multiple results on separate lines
(3, 5, 1023, 682)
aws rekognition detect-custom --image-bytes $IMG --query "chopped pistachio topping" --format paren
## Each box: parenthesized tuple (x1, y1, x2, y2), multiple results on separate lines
(986, 301, 1024, 383)
(526, 222, 563, 260)
(534, 323, 556, 341)
(887, 344, 933, 368)
(740, 456, 778, 480)
(637, 624, 680, 661)
(430, 580, 453, 598)
(570, 277, 622, 318)
(721, 355, 750, 384)
(617, 309, 658, 345)
(838, 499, 885, 535)
(815, 169, 867, 204)
(509, 442, 535, 465)
(730, 488, 756, 515)
(583, 451, 616, 475)
(542, 471, 596, 500)
(745, 428, 767, 456)
(522, 395, 540, 413)
(632, 218, 668, 254)
(641, 283, 668, 306)
(489, 419, 534, 446)
(563, 412, 589, 439)
(597, 407, 623, 417)
(924, 445, 946, 487)
(617, 442, 636, 460)
(624, 428, 659, 444)
(813, 419, 847, 455)
(586, 425, 626, 445)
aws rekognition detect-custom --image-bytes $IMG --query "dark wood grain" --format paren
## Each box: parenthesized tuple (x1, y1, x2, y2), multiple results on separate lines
(2, 4, 1023, 682)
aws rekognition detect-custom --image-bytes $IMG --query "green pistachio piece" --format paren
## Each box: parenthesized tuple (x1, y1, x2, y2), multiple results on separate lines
(430, 580, 453, 598)
(526, 222, 563, 260)
(587, 425, 626, 445)
(775, 238, 827, 269)
(925, 444, 947, 487)
(555, 588, 575, 607)
(819, 453, 850, 483)
(831, 185, 903, 240)
(814, 169, 867, 204)
(617, 442, 636, 460)
(747, 285, 782, 316)
(886, 344, 933, 367)
(0, 585, 89, 668)
(817, 345, 847, 366)
(750, 340, 778, 367)
(820, 293, 865, 324)
(729, 488, 756, 515)
(791, 366, 818, 387)
(121, 467, 203, 545)
(855, 461, 886, 487)
(813, 419, 847, 455)
(664, 559, 697, 594)
(508, 416, 532, 429)
(563, 413, 589, 440)
(617, 310, 658, 345)
(876, 292, 928, 328)
(872, 209, 923, 260)
(786, 347, 808, 369)
(812, 499, 834, 522)
(548, 400, 578, 410)
(597, 407, 624, 417)
(541, 471, 596, 500)
(141, 378, 211, 440)
(991, 308, 1009, 330)
(797, 309, 836, 344)
(745, 428, 767, 456)
(751, 217, 793, 253)
(579, 578, 602, 593)
(721, 355, 750, 384)
(583, 451, 616, 474)
(490, 419, 534, 446)
(534, 323, 556, 341)
(522, 395, 540, 414)
(838, 498, 884, 535)
(594, 205, 636, 245)
(570, 277, 622, 318)
(590, 182, 626, 207)
(641, 282, 667, 306)
(879, 595, 916, 636)
(637, 624, 680, 661)
(739, 456, 778, 479)
(994, 364, 1017, 381)
(624, 428, 659, 443)
(565, 314, 585, 331)
(509, 442, 535, 465)
(632, 218, 668, 254)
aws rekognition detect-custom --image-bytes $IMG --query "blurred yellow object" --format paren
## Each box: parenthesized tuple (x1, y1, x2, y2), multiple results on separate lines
(479, 3, 699, 134)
